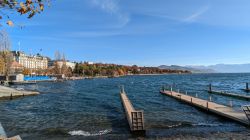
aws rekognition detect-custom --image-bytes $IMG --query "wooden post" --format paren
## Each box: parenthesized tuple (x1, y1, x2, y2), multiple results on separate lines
(207, 102, 209, 110)
(209, 84, 212, 92)
(191, 98, 192, 103)
(229, 100, 233, 107)
(121, 85, 125, 93)
(246, 83, 249, 90)
(10, 93, 13, 100)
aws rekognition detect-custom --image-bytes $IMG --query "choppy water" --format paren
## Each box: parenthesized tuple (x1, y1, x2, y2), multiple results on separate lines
(0, 73, 250, 139)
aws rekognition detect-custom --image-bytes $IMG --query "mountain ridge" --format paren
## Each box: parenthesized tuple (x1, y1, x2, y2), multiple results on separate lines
(159, 63, 250, 73)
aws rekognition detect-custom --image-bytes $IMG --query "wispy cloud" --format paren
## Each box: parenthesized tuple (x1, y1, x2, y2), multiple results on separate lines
(90, 0, 130, 27)
(11, 35, 65, 42)
(92, 0, 119, 14)
(184, 5, 210, 22)
(65, 31, 125, 38)
(139, 5, 210, 24)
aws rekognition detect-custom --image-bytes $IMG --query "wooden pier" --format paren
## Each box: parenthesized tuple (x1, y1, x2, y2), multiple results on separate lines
(160, 89, 250, 126)
(208, 84, 250, 100)
(0, 85, 39, 100)
(120, 89, 145, 132)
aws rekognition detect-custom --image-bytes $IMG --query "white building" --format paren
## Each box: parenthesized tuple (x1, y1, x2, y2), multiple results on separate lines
(87, 61, 94, 65)
(57, 61, 76, 70)
(12, 51, 48, 69)
(49, 60, 76, 70)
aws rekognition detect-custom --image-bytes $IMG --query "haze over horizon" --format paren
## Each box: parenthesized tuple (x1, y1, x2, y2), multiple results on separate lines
(4, 0, 250, 66)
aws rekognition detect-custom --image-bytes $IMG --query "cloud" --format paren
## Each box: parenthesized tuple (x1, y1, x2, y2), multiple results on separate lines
(90, 0, 130, 27)
(65, 31, 125, 38)
(184, 5, 210, 22)
(92, 0, 119, 14)
(11, 35, 64, 42)
(138, 4, 210, 25)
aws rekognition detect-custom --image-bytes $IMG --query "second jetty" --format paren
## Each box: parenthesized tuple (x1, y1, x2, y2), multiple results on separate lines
(208, 84, 250, 100)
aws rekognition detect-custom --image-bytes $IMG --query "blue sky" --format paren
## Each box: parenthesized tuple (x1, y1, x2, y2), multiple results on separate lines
(4, 0, 250, 66)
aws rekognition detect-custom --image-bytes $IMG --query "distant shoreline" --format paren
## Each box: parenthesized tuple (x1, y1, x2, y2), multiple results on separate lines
(128, 73, 191, 76)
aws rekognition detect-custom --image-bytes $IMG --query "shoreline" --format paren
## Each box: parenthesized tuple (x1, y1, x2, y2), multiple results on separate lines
(128, 73, 191, 76)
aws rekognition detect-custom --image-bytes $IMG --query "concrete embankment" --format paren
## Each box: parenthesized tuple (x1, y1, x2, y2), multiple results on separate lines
(0, 123, 21, 140)
(0, 123, 6, 138)
(0, 85, 39, 100)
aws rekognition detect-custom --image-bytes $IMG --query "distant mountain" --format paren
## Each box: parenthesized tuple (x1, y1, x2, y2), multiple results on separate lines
(159, 63, 250, 73)
(189, 64, 250, 73)
(158, 65, 215, 73)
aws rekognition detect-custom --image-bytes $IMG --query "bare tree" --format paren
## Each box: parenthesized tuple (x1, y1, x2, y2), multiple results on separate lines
(54, 50, 61, 61)
(61, 53, 67, 74)
(0, 30, 13, 81)
(62, 53, 66, 61)
(53, 51, 69, 75)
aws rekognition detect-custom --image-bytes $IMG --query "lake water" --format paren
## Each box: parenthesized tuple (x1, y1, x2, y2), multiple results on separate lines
(0, 73, 250, 139)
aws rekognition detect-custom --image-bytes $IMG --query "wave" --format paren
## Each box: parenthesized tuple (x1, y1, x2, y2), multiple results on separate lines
(192, 123, 222, 127)
(167, 123, 183, 128)
(68, 129, 112, 136)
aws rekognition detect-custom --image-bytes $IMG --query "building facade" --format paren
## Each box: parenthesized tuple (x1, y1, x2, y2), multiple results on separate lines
(49, 60, 76, 70)
(12, 51, 48, 69)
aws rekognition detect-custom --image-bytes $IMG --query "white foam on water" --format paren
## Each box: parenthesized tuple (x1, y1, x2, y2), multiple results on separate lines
(68, 129, 112, 136)
(192, 123, 222, 127)
(167, 123, 182, 128)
